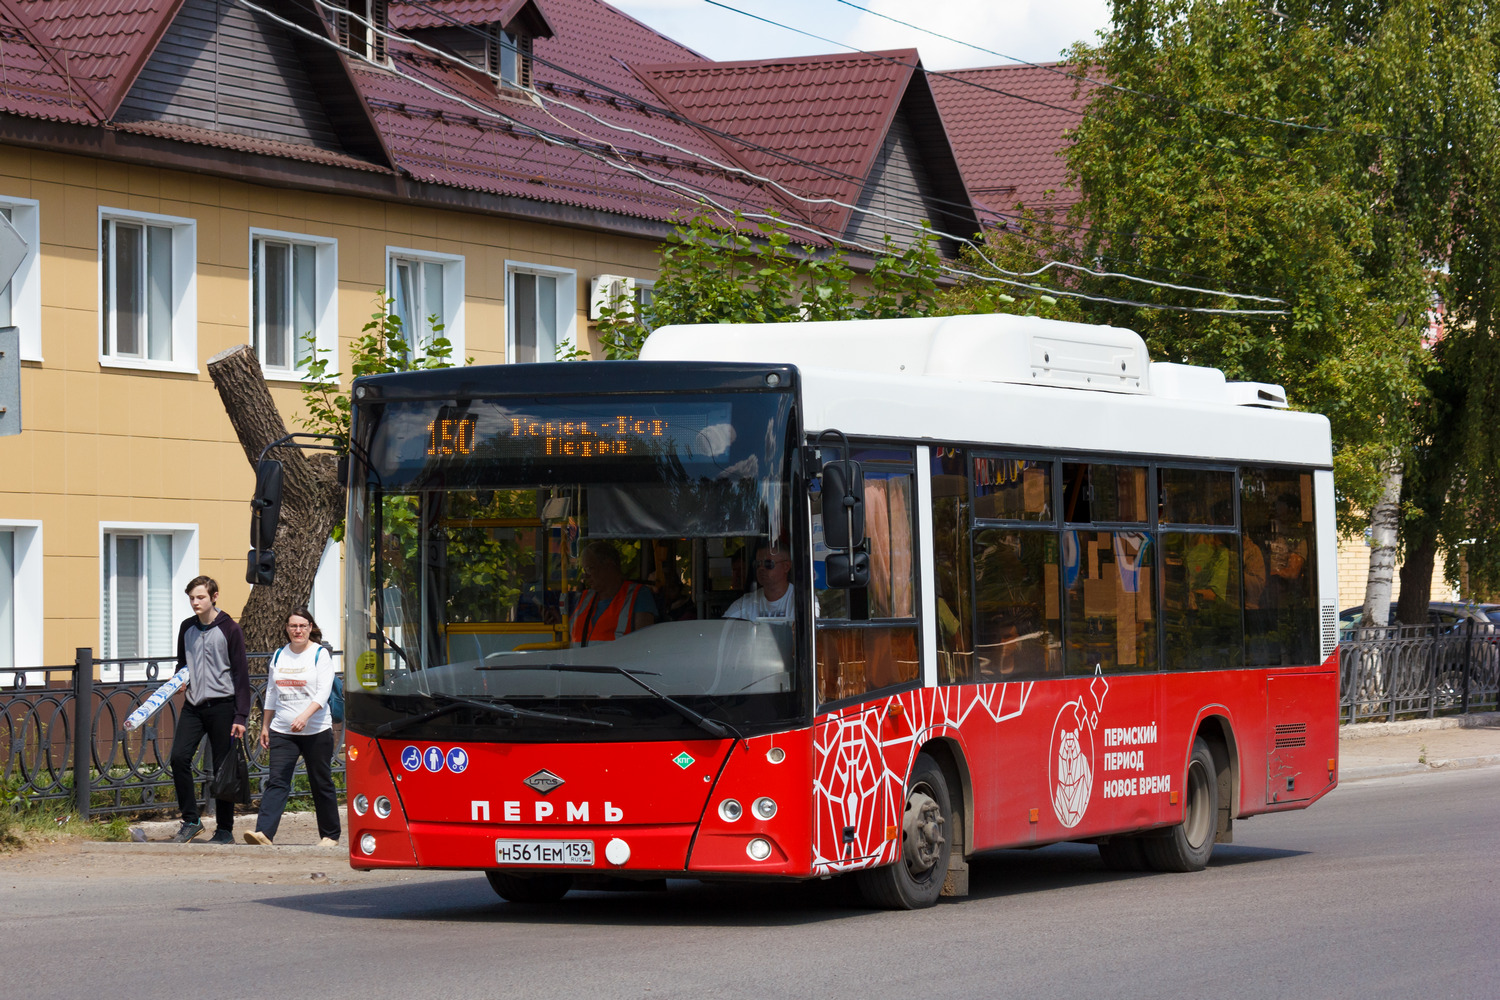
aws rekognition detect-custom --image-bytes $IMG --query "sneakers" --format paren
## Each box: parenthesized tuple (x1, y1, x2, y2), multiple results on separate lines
(317, 837, 340, 848)
(171, 821, 205, 843)
(206, 829, 235, 845)
(243, 830, 273, 846)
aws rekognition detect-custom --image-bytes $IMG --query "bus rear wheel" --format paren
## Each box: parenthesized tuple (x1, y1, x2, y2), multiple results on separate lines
(1143, 737, 1218, 873)
(856, 754, 952, 910)
(485, 871, 574, 903)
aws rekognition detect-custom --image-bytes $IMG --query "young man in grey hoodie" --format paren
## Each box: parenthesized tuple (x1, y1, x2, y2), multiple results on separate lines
(169, 576, 252, 844)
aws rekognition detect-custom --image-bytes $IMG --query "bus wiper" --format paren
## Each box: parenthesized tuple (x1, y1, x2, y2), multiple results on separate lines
(373, 692, 612, 738)
(368, 631, 412, 668)
(478, 663, 739, 741)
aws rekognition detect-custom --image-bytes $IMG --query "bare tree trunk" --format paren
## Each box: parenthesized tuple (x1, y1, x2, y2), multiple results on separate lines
(207, 345, 343, 652)
(1362, 452, 1402, 627)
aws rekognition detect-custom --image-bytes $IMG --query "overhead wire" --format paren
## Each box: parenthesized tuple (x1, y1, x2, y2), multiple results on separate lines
(239, 0, 1288, 315)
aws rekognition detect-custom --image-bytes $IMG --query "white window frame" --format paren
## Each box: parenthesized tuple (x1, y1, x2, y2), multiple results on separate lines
(386, 247, 465, 363)
(98, 207, 197, 374)
(248, 228, 338, 382)
(0, 197, 42, 362)
(506, 261, 577, 363)
(99, 522, 199, 682)
(0, 519, 42, 688)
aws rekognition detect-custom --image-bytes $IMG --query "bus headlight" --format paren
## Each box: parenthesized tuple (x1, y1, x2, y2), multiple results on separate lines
(374, 796, 392, 818)
(746, 838, 772, 861)
(718, 798, 743, 822)
(352, 794, 369, 816)
(360, 834, 377, 855)
(752, 797, 777, 820)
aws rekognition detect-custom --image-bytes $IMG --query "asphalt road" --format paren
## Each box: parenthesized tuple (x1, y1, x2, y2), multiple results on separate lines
(5, 768, 1497, 1000)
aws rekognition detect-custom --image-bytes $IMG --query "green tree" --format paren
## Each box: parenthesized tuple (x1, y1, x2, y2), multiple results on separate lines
(594, 213, 945, 359)
(944, 0, 1500, 604)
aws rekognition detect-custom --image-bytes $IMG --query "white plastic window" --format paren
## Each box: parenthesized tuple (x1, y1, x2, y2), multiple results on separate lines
(507, 263, 576, 363)
(0, 198, 41, 361)
(100, 209, 196, 372)
(387, 249, 464, 362)
(251, 231, 336, 379)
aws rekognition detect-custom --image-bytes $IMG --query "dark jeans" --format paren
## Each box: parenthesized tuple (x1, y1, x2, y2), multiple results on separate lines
(255, 729, 340, 842)
(170, 698, 237, 829)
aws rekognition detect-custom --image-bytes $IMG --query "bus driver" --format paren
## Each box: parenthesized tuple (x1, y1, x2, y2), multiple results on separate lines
(569, 541, 658, 646)
(724, 543, 794, 621)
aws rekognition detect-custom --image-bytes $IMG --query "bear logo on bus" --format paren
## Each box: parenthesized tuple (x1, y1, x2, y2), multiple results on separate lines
(1050, 699, 1096, 828)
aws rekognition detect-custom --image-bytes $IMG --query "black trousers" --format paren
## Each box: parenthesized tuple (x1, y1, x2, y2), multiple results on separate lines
(170, 698, 237, 829)
(254, 729, 340, 842)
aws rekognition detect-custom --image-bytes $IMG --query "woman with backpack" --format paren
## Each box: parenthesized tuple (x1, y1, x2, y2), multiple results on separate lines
(244, 607, 341, 847)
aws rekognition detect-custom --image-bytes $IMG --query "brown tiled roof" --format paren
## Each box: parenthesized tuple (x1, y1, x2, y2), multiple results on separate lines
(4, 0, 183, 117)
(930, 62, 1094, 225)
(0, 0, 969, 242)
(636, 51, 917, 234)
(390, 0, 552, 36)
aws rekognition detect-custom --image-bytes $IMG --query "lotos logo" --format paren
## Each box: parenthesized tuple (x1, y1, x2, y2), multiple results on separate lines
(1047, 668, 1110, 828)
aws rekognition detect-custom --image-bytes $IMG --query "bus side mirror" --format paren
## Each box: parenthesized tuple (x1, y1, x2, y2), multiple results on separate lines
(247, 459, 283, 585)
(821, 459, 870, 588)
(251, 459, 284, 550)
(821, 460, 865, 549)
(825, 547, 870, 589)
(246, 547, 276, 586)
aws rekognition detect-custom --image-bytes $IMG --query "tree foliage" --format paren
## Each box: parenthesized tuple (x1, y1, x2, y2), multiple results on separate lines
(945, 0, 1500, 541)
(594, 213, 945, 359)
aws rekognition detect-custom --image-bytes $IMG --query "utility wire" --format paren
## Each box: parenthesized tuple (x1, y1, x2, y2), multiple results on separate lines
(240, 0, 1288, 316)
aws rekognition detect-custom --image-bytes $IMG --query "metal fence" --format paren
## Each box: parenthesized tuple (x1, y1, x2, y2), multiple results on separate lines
(1339, 619, 1500, 723)
(4, 628, 1496, 818)
(0, 649, 343, 819)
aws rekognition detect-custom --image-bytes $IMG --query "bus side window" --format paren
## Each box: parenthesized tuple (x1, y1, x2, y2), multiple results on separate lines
(1242, 467, 1319, 665)
(973, 528, 1063, 679)
(931, 447, 974, 684)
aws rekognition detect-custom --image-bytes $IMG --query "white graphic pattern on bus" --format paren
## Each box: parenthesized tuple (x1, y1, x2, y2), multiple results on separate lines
(812, 682, 1033, 874)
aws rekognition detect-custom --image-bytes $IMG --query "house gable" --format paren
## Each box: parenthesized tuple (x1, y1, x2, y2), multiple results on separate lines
(112, 0, 389, 164)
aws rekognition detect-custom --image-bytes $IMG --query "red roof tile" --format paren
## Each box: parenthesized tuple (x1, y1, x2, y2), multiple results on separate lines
(0, 2, 99, 123)
(6, 0, 183, 117)
(635, 51, 917, 234)
(390, 0, 552, 37)
(929, 62, 1094, 225)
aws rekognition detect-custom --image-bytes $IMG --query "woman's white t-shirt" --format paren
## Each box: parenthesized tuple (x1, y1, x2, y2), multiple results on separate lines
(264, 644, 334, 735)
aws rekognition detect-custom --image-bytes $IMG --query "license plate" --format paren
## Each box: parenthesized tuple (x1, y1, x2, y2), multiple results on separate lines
(494, 839, 595, 866)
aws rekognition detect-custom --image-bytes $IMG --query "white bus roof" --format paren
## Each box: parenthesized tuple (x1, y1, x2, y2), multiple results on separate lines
(640, 314, 1332, 468)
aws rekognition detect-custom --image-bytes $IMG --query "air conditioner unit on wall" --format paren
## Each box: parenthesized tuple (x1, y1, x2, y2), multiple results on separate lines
(589, 274, 636, 320)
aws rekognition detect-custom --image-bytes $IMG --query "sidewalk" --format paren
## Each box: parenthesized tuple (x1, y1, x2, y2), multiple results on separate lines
(124, 810, 344, 856)
(1339, 711, 1500, 781)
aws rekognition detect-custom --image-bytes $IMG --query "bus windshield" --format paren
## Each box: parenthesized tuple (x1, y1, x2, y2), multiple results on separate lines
(344, 389, 802, 742)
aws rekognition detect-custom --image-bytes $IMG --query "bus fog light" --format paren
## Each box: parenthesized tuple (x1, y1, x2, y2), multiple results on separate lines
(746, 838, 772, 861)
(752, 797, 777, 820)
(605, 838, 631, 865)
(718, 798, 743, 822)
(360, 834, 377, 855)
(374, 796, 392, 818)
(766, 747, 785, 764)
(352, 794, 369, 816)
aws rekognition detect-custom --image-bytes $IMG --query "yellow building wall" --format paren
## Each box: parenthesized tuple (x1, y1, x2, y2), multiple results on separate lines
(0, 145, 663, 665)
(1334, 535, 1458, 611)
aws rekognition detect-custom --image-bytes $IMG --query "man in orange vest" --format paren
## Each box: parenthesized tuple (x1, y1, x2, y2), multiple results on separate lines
(570, 541, 657, 646)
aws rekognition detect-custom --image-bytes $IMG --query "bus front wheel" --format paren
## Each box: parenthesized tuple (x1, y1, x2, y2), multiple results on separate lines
(485, 871, 573, 903)
(857, 754, 952, 909)
(1143, 737, 1218, 873)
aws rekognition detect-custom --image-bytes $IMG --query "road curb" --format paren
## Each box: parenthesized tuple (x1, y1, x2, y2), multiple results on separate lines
(1340, 712, 1500, 740)
(1341, 753, 1500, 783)
(82, 841, 347, 856)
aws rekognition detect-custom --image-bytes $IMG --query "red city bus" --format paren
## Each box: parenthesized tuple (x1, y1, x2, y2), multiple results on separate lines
(326, 314, 1338, 908)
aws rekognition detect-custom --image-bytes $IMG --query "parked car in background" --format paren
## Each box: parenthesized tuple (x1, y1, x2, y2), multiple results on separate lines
(1339, 601, 1500, 642)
